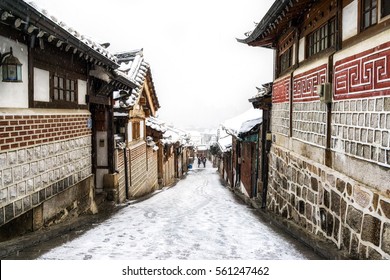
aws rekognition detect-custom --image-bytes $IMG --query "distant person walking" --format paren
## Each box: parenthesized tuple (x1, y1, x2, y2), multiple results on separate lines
(202, 156, 206, 168)
(198, 157, 201, 168)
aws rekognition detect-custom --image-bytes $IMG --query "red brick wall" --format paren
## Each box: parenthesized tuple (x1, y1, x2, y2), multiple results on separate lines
(0, 113, 91, 151)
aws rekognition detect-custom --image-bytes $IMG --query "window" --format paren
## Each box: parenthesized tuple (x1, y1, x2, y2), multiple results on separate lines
(132, 121, 141, 140)
(362, 0, 377, 29)
(52, 73, 77, 103)
(361, 0, 390, 30)
(307, 18, 336, 57)
(280, 47, 292, 73)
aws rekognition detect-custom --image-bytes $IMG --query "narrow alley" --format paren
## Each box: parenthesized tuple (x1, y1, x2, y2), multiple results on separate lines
(8, 162, 322, 260)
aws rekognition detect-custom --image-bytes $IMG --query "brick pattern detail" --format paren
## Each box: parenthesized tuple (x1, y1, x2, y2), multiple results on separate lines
(334, 42, 390, 100)
(293, 64, 327, 102)
(0, 114, 91, 151)
(292, 101, 327, 147)
(0, 135, 92, 226)
(272, 76, 290, 104)
(146, 147, 158, 190)
(129, 142, 147, 198)
(271, 103, 290, 136)
(268, 145, 390, 259)
(331, 97, 390, 167)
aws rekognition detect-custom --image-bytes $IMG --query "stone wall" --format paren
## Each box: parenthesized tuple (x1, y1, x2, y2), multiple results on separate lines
(0, 110, 92, 227)
(332, 93, 390, 168)
(292, 101, 327, 147)
(268, 145, 390, 259)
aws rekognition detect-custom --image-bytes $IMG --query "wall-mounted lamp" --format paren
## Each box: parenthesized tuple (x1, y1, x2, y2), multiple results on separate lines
(1, 47, 23, 82)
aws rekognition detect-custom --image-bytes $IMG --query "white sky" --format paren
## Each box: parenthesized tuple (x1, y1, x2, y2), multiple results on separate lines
(31, 0, 275, 130)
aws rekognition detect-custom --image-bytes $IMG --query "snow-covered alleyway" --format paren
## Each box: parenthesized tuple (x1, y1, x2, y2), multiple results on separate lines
(34, 162, 321, 260)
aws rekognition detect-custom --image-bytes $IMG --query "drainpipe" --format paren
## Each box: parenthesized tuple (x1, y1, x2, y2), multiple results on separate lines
(123, 146, 129, 200)
(261, 110, 271, 208)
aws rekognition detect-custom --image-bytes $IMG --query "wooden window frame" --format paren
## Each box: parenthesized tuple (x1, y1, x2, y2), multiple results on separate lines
(279, 47, 292, 73)
(306, 17, 336, 58)
(132, 121, 141, 141)
(50, 72, 78, 105)
(360, 0, 390, 31)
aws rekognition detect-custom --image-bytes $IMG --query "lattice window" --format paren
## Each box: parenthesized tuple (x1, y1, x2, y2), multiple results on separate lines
(307, 17, 336, 57)
(52, 73, 77, 103)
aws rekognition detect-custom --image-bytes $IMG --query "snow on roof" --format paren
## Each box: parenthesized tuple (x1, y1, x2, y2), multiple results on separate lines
(217, 135, 232, 152)
(23, 1, 118, 65)
(146, 116, 168, 133)
(113, 49, 150, 109)
(222, 108, 262, 136)
(239, 117, 262, 135)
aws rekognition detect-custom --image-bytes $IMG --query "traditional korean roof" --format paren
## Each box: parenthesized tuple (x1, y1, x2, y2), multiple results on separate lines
(113, 49, 153, 109)
(217, 135, 232, 153)
(0, 0, 119, 68)
(146, 116, 168, 133)
(249, 82, 273, 110)
(221, 108, 262, 137)
(162, 125, 190, 146)
(237, 0, 320, 48)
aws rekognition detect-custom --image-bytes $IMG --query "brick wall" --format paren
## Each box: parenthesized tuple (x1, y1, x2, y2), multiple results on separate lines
(129, 142, 147, 198)
(146, 146, 158, 191)
(0, 112, 91, 151)
(0, 110, 92, 226)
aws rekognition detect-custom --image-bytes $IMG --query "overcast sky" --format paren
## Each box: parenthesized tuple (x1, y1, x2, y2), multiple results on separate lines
(31, 0, 275, 130)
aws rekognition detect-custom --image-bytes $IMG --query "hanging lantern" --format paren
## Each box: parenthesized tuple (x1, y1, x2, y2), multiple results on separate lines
(1, 47, 23, 82)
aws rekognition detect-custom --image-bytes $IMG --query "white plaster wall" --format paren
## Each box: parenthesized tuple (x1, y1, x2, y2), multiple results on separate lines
(0, 37, 28, 108)
(78, 79, 87, 105)
(293, 56, 329, 76)
(127, 122, 133, 142)
(342, 0, 358, 41)
(299, 37, 305, 63)
(33, 68, 50, 102)
(96, 131, 108, 166)
(334, 28, 390, 62)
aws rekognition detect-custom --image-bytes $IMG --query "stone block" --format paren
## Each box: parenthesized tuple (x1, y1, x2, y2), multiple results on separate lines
(342, 226, 351, 249)
(331, 190, 341, 215)
(350, 233, 360, 259)
(381, 222, 390, 255)
(326, 211, 334, 237)
(334, 217, 340, 241)
(353, 185, 371, 208)
(324, 189, 330, 208)
(384, 97, 390, 111)
(0, 207, 4, 226)
(336, 178, 346, 193)
(346, 205, 363, 233)
(4, 203, 14, 222)
(380, 200, 390, 219)
(361, 214, 381, 246)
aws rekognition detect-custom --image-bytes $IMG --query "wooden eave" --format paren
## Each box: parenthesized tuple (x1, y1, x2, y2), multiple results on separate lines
(237, 0, 321, 48)
(0, 0, 119, 69)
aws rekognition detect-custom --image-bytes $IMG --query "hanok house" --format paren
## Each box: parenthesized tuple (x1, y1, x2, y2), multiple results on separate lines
(160, 124, 191, 185)
(248, 83, 273, 208)
(0, 0, 133, 239)
(111, 49, 160, 202)
(239, 0, 390, 259)
(219, 108, 263, 198)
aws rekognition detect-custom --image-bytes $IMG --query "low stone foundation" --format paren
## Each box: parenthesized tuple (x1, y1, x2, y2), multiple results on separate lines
(267, 145, 390, 259)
